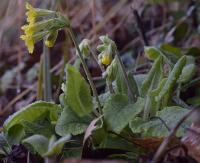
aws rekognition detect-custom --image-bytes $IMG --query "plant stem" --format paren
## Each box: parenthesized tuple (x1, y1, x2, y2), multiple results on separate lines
(43, 41, 52, 101)
(115, 51, 135, 101)
(132, 9, 149, 46)
(68, 27, 102, 114)
(37, 55, 43, 100)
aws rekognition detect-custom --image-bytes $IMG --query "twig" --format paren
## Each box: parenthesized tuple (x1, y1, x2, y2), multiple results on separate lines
(172, 96, 193, 110)
(150, 117, 171, 132)
(152, 107, 199, 163)
(132, 9, 149, 46)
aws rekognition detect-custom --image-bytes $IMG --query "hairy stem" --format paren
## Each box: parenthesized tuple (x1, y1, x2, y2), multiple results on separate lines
(43, 41, 52, 101)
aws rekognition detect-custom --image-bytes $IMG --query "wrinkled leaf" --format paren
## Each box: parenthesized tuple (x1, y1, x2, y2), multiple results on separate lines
(22, 134, 49, 156)
(63, 64, 93, 117)
(103, 94, 144, 133)
(6, 124, 25, 145)
(43, 135, 71, 157)
(130, 106, 190, 137)
(178, 64, 196, 83)
(22, 134, 71, 157)
(3, 101, 61, 131)
(156, 56, 186, 101)
(141, 56, 163, 97)
(55, 107, 91, 136)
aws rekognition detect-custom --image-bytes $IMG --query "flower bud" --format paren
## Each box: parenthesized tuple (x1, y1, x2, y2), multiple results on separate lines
(105, 58, 118, 82)
(45, 30, 58, 47)
(78, 39, 90, 58)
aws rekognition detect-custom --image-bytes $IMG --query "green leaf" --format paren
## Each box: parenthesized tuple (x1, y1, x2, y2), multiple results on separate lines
(6, 124, 25, 145)
(0, 133, 11, 154)
(63, 64, 93, 117)
(116, 71, 139, 100)
(156, 56, 186, 101)
(185, 47, 200, 57)
(55, 107, 91, 136)
(145, 45, 182, 66)
(144, 47, 159, 60)
(3, 101, 61, 131)
(22, 134, 49, 156)
(149, 78, 167, 116)
(144, 47, 173, 66)
(160, 44, 182, 64)
(130, 106, 190, 137)
(22, 134, 71, 157)
(178, 64, 196, 83)
(22, 117, 54, 138)
(103, 94, 145, 133)
(43, 135, 71, 157)
(141, 56, 163, 97)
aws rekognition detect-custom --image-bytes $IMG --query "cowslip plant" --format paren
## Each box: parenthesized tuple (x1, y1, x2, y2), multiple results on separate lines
(1, 2, 199, 162)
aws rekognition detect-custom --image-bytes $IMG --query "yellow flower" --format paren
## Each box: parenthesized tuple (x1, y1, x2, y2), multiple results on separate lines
(21, 24, 35, 36)
(20, 35, 34, 53)
(25, 2, 37, 24)
(101, 54, 111, 65)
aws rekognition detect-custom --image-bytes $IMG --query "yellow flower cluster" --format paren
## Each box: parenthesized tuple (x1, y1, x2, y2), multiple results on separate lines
(25, 3, 37, 24)
(20, 3, 60, 53)
(20, 2, 70, 54)
(20, 3, 41, 53)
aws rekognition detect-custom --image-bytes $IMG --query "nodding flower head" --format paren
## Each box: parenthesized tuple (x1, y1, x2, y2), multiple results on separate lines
(20, 3, 70, 54)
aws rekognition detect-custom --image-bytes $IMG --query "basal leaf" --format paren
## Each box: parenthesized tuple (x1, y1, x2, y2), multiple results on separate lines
(178, 64, 196, 83)
(3, 101, 61, 132)
(6, 124, 25, 145)
(22, 134, 49, 156)
(160, 43, 182, 64)
(103, 94, 144, 133)
(55, 107, 91, 136)
(64, 64, 93, 117)
(156, 56, 186, 101)
(141, 56, 163, 97)
(43, 135, 71, 157)
(130, 106, 190, 137)
(22, 134, 71, 157)
(145, 45, 182, 66)
(116, 71, 139, 101)
(144, 47, 159, 60)
(23, 117, 54, 138)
